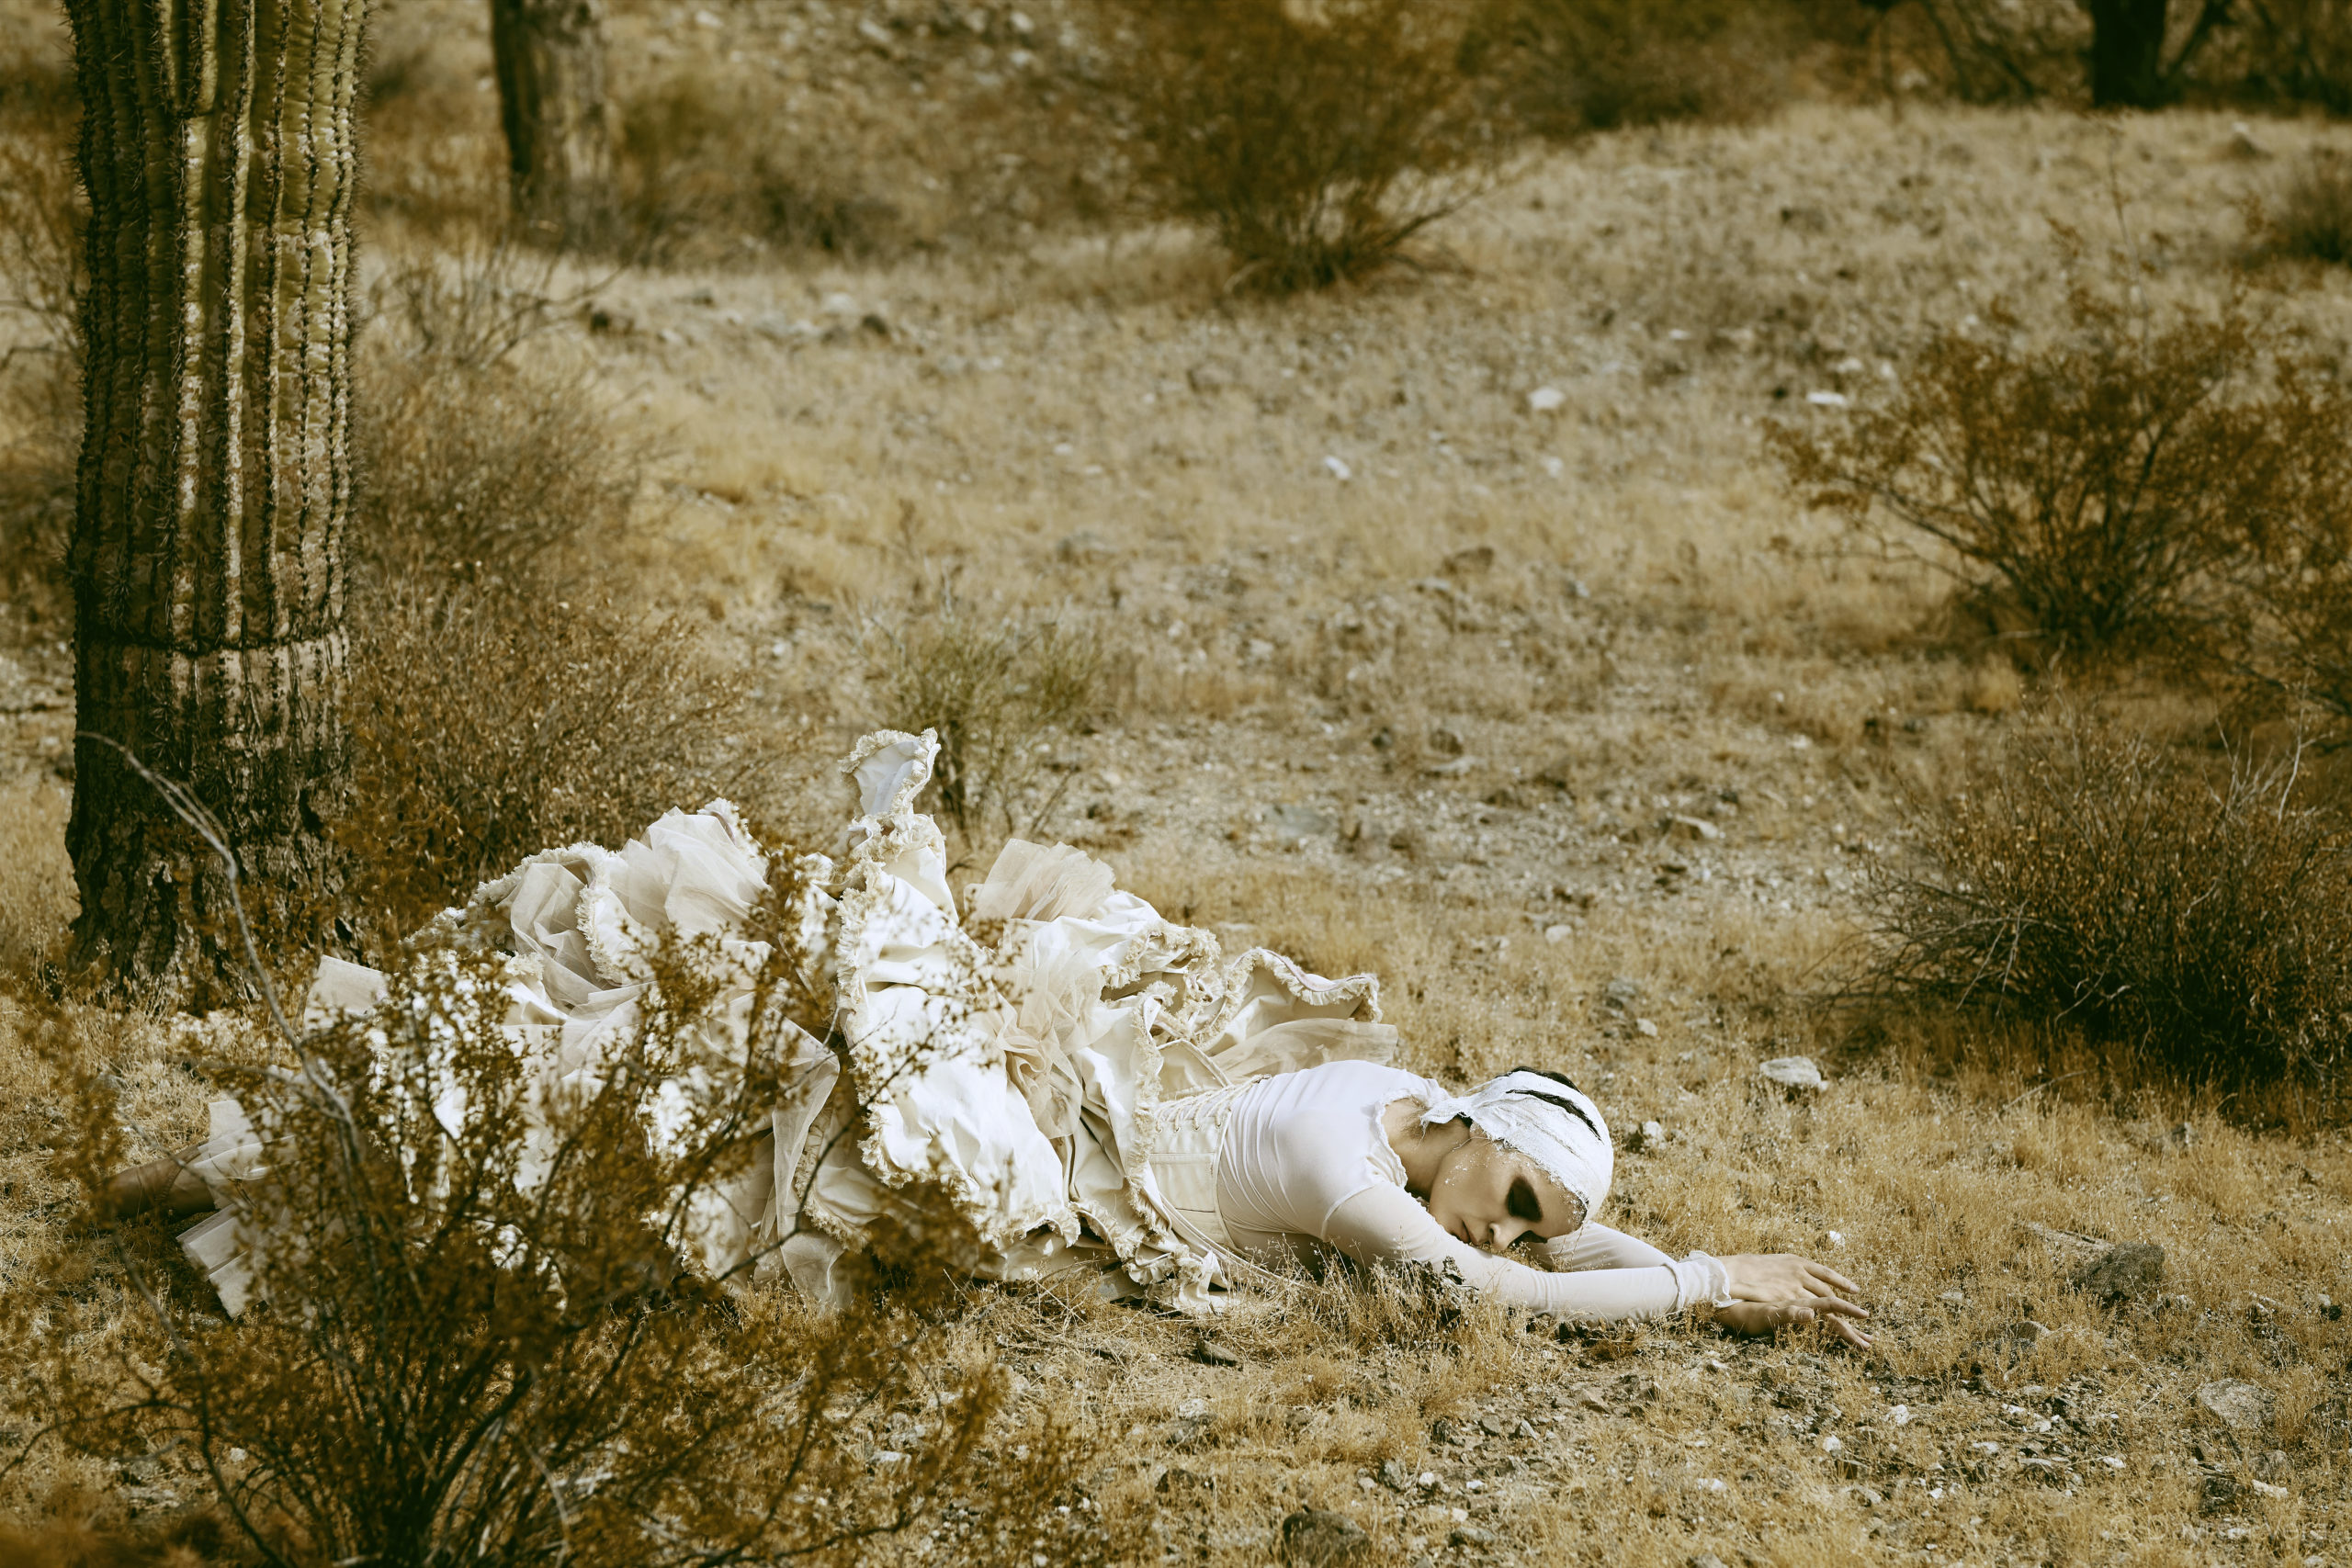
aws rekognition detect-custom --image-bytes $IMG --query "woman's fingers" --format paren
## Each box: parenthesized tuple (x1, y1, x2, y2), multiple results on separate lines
(1802, 1260, 1861, 1297)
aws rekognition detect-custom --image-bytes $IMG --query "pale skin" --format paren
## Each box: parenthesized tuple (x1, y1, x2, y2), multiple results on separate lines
(1382, 1100, 1871, 1348)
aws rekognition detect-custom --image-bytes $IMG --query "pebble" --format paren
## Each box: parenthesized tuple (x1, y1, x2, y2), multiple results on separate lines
(1281, 1506, 1371, 1564)
(1634, 1018, 1658, 1037)
(1544, 924, 1574, 943)
(1667, 814, 1721, 841)
(1603, 976, 1642, 1010)
(1759, 1055, 1825, 1090)
(2196, 1380, 2274, 1434)
(1449, 1525, 1497, 1547)
(2073, 1240, 2165, 1303)
(1322, 456, 1352, 481)
(1527, 386, 1566, 412)
(1193, 1337, 1241, 1367)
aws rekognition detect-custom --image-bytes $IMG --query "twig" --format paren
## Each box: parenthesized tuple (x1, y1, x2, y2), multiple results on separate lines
(1999, 1068, 2089, 1113)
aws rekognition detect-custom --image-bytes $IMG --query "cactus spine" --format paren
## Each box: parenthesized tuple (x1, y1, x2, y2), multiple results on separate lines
(63, 0, 364, 996)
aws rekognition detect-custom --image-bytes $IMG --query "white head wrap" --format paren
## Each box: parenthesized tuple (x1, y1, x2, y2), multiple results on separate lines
(1419, 1069, 1612, 1227)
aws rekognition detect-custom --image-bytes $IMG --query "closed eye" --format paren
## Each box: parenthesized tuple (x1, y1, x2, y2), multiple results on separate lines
(1505, 1176, 1543, 1224)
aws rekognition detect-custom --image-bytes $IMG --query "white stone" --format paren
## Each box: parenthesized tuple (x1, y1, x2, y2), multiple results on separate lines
(1806, 390, 1849, 408)
(1528, 385, 1567, 412)
(1760, 1055, 1825, 1090)
(1323, 455, 1352, 481)
(2196, 1380, 2273, 1433)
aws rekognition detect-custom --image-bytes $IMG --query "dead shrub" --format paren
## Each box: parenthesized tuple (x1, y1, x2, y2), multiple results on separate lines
(1858, 705, 2352, 1102)
(616, 76, 906, 264)
(357, 352, 640, 584)
(341, 585, 754, 935)
(4, 864, 1120, 1567)
(1096, 0, 1509, 292)
(868, 602, 1106, 839)
(1771, 275, 2324, 653)
(1891, 0, 2088, 103)
(2235, 0, 2352, 113)
(1464, 0, 1802, 134)
(2251, 145, 2352, 266)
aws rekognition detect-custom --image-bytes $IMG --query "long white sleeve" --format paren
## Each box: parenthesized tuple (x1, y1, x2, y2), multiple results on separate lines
(1245, 1184, 1726, 1321)
(1546, 1220, 1676, 1271)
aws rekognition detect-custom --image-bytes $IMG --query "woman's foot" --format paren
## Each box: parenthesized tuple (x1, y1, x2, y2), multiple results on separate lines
(98, 1148, 215, 1222)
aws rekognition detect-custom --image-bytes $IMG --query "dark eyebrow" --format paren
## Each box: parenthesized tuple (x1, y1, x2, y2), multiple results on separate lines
(1506, 1176, 1543, 1224)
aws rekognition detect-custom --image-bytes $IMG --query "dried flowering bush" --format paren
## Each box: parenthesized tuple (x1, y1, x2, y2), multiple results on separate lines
(1, 834, 1117, 1567)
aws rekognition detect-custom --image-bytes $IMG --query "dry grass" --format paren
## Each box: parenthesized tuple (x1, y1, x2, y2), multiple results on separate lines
(5, 0, 2352, 1551)
(2254, 145, 2352, 266)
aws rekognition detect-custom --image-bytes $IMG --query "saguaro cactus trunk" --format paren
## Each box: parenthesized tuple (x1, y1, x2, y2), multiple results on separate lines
(490, 0, 615, 245)
(63, 0, 362, 998)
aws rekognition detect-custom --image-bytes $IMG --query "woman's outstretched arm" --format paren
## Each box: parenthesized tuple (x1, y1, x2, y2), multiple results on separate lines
(1315, 1186, 1728, 1320)
(1546, 1219, 1872, 1346)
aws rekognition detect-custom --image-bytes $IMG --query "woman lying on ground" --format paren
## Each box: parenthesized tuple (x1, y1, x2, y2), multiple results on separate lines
(102, 730, 1867, 1346)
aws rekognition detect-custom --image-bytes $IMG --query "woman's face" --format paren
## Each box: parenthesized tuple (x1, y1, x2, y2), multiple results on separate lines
(1423, 1133, 1584, 1252)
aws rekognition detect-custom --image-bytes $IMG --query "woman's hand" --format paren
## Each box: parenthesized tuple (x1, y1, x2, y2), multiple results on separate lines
(1713, 1254, 1870, 1348)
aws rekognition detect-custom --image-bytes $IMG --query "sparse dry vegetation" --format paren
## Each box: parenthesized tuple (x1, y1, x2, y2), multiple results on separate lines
(2256, 144, 2352, 266)
(1101, 0, 1509, 291)
(1860, 704, 2352, 1108)
(1771, 269, 2342, 655)
(5, 0, 2352, 1560)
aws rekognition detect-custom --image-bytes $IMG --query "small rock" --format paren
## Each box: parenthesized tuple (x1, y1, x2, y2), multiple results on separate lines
(1322, 455, 1352, 481)
(2004, 1320, 2048, 1345)
(1576, 1388, 1610, 1414)
(1527, 386, 1566, 412)
(1846, 1485, 1884, 1507)
(1759, 1056, 1825, 1091)
(1442, 545, 1496, 578)
(1430, 1417, 1464, 1445)
(1512, 1417, 1539, 1440)
(1635, 1018, 1659, 1037)
(1423, 756, 1479, 777)
(1268, 804, 1336, 847)
(2197, 1381, 2275, 1434)
(1377, 1458, 1412, 1492)
(1939, 1291, 1966, 1306)
(1603, 976, 1642, 1011)
(1187, 360, 1238, 392)
(2251, 1477, 2290, 1499)
(1544, 924, 1574, 943)
(1667, 814, 1722, 841)
(2073, 1241, 2165, 1303)
(1157, 1465, 1213, 1495)
(1821, 1434, 1843, 1453)
(1165, 1415, 1212, 1450)
(1805, 389, 1849, 408)
(1193, 1337, 1242, 1367)
(1476, 1414, 1507, 1438)
(2256, 1449, 2290, 1482)
(1449, 1525, 1498, 1547)
(1632, 1119, 1666, 1151)
(1282, 1507, 1371, 1564)
(2199, 1472, 2239, 1514)
(2226, 121, 2268, 160)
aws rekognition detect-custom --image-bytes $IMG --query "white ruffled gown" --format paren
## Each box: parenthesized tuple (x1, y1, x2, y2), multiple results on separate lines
(177, 729, 1396, 1316)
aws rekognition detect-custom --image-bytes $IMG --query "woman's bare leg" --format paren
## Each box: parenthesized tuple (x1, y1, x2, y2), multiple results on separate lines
(99, 1144, 215, 1221)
